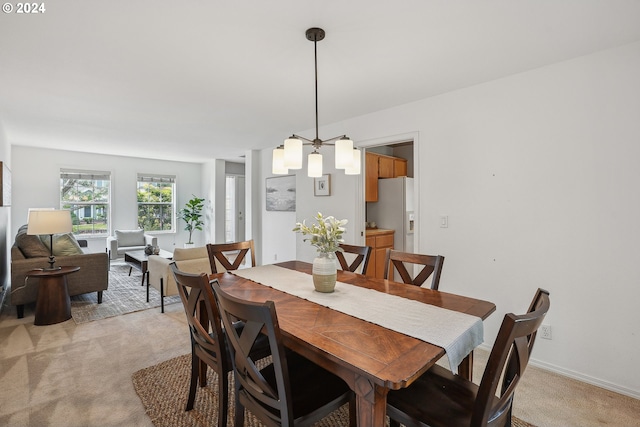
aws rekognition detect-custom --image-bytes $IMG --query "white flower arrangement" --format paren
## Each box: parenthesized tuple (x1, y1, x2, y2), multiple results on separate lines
(293, 212, 348, 254)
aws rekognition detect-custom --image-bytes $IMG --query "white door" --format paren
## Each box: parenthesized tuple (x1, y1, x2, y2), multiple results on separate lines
(225, 175, 245, 243)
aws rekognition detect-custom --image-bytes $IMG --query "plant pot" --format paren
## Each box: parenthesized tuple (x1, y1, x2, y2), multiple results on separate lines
(184, 242, 195, 249)
(312, 252, 337, 293)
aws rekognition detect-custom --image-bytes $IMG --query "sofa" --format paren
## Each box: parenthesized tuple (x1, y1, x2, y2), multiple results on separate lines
(10, 224, 109, 319)
(147, 246, 214, 313)
(106, 229, 157, 260)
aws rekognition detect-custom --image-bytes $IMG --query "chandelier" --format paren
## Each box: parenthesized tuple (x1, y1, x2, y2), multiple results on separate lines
(272, 27, 361, 177)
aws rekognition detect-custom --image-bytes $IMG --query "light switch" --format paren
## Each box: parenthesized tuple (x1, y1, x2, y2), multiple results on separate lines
(440, 215, 448, 228)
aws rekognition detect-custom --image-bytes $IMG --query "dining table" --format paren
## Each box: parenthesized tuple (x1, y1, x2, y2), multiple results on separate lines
(211, 260, 496, 427)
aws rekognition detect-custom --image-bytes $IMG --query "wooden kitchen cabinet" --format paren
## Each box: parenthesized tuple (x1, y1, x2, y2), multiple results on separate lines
(365, 152, 409, 202)
(394, 158, 407, 177)
(365, 152, 379, 202)
(365, 229, 395, 279)
(378, 155, 395, 178)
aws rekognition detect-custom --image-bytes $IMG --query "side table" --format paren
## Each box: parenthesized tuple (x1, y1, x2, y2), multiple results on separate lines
(27, 266, 81, 325)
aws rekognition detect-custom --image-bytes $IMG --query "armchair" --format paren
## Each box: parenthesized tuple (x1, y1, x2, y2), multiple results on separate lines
(106, 229, 156, 260)
(147, 246, 211, 312)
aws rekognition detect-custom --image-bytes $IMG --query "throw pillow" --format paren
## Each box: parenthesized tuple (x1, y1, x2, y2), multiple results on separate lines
(15, 225, 51, 258)
(40, 233, 84, 256)
(115, 229, 145, 247)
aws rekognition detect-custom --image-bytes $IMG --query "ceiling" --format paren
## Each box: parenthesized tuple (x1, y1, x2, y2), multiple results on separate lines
(2, 1, 640, 164)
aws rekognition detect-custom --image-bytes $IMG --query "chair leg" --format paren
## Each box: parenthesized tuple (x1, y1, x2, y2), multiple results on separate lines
(348, 394, 357, 427)
(17, 304, 24, 319)
(199, 359, 207, 387)
(97, 291, 103, 304)
(185, 353, 199, 411)
(160, 279, 165, 313)
(234, 384, 245, 427)
(217, 370, 228, 427)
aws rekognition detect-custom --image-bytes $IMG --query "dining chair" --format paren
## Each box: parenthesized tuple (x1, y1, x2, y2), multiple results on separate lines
(210, 279, 356, 427)
(335, 243, 372, 274)
(387, 288, 551, 427)
(383, 249, 445, 290)
(206, 239, 256, 273)
(169, 263, 269, 427)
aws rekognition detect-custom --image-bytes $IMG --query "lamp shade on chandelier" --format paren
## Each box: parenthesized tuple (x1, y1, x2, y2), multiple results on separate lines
(271, 28, 361, 178)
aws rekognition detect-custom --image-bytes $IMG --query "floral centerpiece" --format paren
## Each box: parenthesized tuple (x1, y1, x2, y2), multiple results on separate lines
(293, 212, 348, 254)
(293, 212, 348, 292)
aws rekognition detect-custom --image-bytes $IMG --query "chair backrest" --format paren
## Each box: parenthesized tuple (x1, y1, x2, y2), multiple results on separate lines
(383, 249, 445, 290)
(207, 240, 256, 273)
(335, 243, 372, 274)
(170, 263, 229, 371)
(173, 245, 209, 262)
(472, 288, 550, 427)
(211, 280, 295, 425)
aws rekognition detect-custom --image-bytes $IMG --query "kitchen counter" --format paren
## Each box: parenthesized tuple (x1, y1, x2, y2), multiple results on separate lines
(365, 228, 394, 236)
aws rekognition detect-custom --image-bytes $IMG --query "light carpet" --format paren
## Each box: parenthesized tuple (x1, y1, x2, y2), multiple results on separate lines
(71, 261, 181, 324)
(132, 354, 538, 427)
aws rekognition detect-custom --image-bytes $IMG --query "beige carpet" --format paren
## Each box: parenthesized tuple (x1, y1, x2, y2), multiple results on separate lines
(70, 261, 181, 323)
(132, 353, 537, 427)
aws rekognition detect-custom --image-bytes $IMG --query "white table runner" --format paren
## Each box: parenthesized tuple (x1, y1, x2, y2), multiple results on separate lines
(230, 264, 483, 371)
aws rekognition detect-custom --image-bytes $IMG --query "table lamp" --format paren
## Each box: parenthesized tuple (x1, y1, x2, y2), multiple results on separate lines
(27, 209, 73, 270)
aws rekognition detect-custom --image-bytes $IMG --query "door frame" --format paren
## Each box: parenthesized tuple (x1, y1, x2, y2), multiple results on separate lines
(355, 131, 420, 254)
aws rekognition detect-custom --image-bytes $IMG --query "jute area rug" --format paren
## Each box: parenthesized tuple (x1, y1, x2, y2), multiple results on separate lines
(132, 354, 538, 427)
(70, 261, 181, 324)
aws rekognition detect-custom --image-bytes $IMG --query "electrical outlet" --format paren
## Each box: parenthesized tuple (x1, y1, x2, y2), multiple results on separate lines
(540, 324, 552, 340)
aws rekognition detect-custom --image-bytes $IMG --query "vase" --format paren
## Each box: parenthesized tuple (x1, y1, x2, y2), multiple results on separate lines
(312, 252, 337, 293)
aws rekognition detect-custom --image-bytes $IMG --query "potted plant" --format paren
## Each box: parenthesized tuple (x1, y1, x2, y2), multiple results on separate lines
(178, 195, 205, 246)
(293, 212, 347, 292)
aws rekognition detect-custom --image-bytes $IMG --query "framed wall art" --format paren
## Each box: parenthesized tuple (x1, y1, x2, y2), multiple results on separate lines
(314, 174, 331, 196)
(266, 175, 296, 212)
(0, 162, 11, 206)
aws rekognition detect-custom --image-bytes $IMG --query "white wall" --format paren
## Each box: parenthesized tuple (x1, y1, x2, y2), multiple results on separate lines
(0, 122, 11, 292)
(259, 41, 640, 397)
(11, 146, 205, 253)
(257, 149, 297, 265)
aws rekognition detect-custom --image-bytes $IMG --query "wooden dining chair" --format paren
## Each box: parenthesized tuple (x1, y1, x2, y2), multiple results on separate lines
(206, 239, 256, 273)
(383, 249, 445, 290)
(170, 263, 269, 427)
(335, 243, 372, 274)
(387, 288, 551, 427)
(211, 279, 356, 427)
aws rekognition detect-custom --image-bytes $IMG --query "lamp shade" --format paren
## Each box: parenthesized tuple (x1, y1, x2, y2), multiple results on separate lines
(27, 209, 73, 235)
(307, 152, 323, 178)
(284, 137, 303, 169)
(345, 148, 362, 175)
(335, 137, 354, 169)
(272, 147, 288, 174)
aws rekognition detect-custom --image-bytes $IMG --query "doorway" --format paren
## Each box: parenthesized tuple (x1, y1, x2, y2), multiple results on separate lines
(225, 175, 245, 243)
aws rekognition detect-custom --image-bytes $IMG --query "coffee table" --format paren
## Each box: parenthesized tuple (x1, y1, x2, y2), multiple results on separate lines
(124, 249, 173, 287)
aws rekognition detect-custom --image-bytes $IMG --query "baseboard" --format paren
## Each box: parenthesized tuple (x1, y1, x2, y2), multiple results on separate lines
(527, 357, 640, 400)
(477, 344, 640, 400)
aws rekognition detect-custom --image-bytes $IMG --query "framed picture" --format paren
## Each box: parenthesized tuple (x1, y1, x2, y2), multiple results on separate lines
(314, 174, 331, 196)
(0, 162, 11, 206)
(266, 175, 296, 212)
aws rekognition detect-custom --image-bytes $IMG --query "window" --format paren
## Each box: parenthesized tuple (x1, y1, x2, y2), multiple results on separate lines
(137, 174, 175, 232)
(60, 169, 110, 236)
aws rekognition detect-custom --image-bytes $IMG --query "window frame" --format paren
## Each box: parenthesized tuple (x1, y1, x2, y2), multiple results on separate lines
(60, 169, 111, 237)
(136, 173, 176, 233)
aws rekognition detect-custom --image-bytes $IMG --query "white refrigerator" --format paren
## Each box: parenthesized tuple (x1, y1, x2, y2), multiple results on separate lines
(367, 177, 415, 253)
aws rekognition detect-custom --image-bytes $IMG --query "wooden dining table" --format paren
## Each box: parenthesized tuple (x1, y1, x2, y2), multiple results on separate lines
(211, 260, 496, 427)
